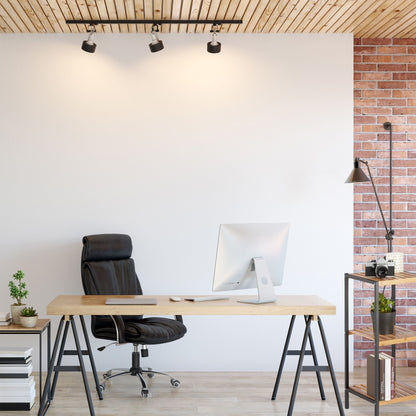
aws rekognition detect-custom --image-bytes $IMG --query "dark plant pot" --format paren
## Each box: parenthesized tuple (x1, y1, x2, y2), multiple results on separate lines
(371, 310, 396, 335)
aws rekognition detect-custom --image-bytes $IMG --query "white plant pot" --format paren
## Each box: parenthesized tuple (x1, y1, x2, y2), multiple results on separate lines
(20, 315, 38, 328)
(10, 304, 26, 325)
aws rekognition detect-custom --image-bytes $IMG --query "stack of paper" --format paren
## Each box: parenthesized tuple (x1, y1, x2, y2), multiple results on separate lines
(0, 312, 11, 326)
(0, 347, 35, 410)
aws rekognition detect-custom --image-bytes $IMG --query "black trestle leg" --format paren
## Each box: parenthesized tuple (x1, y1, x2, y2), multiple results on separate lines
(304, 315, 326, 400)
(271, 315, 296, 400)
(80, 315, 103, 400)
(38, 317, 65, 416)
(317, 317, 345, 416)
(71, 316, 95, 416)
(287, 315, 312, 416)
(50, 320, 70, 400)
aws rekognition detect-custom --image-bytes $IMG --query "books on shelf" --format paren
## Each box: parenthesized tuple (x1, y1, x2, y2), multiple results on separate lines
(0, 312, 11, 326)
(0, 348, 35, 410)
(367, 353, 395, 401)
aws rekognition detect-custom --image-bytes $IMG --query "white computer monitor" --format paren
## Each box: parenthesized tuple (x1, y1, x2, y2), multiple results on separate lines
(212, 223, 290, 304)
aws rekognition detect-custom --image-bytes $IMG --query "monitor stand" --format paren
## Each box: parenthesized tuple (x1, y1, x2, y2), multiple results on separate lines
(238, 257, 277, 304)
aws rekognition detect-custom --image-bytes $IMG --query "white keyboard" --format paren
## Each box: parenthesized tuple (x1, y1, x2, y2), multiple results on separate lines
(184, 296, 229, 302)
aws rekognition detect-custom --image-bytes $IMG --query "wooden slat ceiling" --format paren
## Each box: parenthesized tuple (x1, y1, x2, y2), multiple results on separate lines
(0, 0, 415, 36)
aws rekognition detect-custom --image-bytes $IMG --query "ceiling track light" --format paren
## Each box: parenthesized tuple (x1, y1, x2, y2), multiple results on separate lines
(67, 19, 242, 25)
(207, 24, 221, 54)
(149, 24, 164, 53)
(81, 24, 97, 53)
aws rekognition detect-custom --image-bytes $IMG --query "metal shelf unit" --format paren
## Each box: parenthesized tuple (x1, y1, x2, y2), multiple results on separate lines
(345, 271, 416, 416)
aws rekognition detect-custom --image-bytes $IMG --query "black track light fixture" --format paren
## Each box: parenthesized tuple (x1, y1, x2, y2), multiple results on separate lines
(207, 24, 221, 53)
(81, 24, 97, 53)
(149, 24, 164, 53)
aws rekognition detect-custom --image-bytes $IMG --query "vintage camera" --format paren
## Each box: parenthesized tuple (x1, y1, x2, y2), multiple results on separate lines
(365, 257, 395, 278)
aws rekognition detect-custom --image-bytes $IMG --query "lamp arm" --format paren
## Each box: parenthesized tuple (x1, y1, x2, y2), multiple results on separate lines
(358, 159, 394, 248)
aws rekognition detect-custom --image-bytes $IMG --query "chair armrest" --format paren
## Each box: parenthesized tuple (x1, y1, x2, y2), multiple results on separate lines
(109, 315, 127, 344)
(174, 315, 183, 323)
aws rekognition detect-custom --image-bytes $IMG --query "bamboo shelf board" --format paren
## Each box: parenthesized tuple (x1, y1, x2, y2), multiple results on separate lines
(347, 271, 416, 287)
(349, 326, 416, 346)
(350, 382, 416, 405)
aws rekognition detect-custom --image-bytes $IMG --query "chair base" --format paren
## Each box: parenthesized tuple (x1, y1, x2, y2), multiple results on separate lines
(99, 348, 180, 397)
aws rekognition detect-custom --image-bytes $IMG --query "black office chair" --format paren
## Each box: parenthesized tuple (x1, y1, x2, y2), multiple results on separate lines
(81, 233, 187, 397)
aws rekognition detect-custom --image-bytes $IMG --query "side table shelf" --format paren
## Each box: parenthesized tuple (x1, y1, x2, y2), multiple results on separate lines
(345, 271, 416, 416)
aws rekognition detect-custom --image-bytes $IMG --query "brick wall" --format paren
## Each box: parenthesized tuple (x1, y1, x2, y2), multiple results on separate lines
(354, 38, 416, 367)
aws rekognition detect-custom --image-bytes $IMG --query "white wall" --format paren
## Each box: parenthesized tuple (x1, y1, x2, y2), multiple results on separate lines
(0, 33, 353, 372)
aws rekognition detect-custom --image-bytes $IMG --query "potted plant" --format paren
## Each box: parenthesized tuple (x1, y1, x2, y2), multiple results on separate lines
(20, 307, 38, 328)
(8, 270, 29, 324)
(370, 291, 395, 335)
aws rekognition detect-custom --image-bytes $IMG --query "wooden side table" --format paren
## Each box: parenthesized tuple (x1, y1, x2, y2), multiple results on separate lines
(0, 319, 51, 403)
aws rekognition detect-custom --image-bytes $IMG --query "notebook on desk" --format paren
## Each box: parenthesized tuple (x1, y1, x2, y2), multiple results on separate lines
(105, 298, 158, 305)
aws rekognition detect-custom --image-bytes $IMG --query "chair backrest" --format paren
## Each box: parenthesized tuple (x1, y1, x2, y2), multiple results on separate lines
(81, 234, 142, 296)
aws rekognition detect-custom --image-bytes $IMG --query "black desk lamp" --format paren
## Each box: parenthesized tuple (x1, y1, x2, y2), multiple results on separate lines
(345, 122, 394, 253)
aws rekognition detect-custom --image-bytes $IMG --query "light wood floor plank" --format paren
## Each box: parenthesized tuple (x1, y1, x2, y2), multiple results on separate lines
(9, 368, 416, 415)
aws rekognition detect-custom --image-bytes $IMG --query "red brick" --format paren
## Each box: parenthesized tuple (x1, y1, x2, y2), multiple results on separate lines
(354, 73, 362, 81)
(362, 72, 391, 81)
(355, 63, 377, 71)
(394, 73, 416, 80)
(355, 81, 377, 89)
(363, 90, 391, 98)
(407, 99, 416, 106)
(377, 115, 407, 124)
(393, 107, 416, 115)
(393, 90, 416, 98)
(378, 46, 407, 54)
(354, 54, 362, 63)
(354, 38, 362, 45)
(378, 63, 407, 71)
(377, 99, 406, 106)
(378, 81, 407, 89)
(394, 55, 416, 63)
(362, 38, 391, 45)
(409, 47, 416, 54)
(354, 115, 377, 124)
(393, 39, 416, 45)
(355, 46, 377, 54)
(363, 55, 392, 63)
(362, 107, 391, 115)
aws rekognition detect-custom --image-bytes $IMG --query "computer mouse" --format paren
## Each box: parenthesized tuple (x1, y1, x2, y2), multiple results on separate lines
(169, 296, 182, 302)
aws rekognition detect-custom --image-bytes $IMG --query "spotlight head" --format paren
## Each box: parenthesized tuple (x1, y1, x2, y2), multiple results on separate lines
(207, 41, 221, 53)
(149, 24, 164, 53)
(82, 25, 97, 53)
(207, 24, 221, 53)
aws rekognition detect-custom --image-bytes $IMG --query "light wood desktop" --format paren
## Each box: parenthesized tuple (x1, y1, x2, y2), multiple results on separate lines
(39, 295, 343, 416)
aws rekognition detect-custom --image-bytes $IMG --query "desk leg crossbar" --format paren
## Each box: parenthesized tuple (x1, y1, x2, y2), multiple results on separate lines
(271, 315, 345, 416)
(38, 316, 103, 416)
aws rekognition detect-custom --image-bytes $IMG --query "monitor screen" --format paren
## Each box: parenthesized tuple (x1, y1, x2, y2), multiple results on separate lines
(212, 223, 289, 303)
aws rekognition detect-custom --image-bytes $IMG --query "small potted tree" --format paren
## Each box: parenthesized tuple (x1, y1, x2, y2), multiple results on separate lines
(20, 307, 38, 328)
(8, 270, 29, 324)
(371, 291, 396, 335)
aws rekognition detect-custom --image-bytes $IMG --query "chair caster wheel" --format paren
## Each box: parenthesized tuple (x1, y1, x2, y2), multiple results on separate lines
(141, 388, 151, 398)
(170, 379, 180, 388)
(103, 371, 111, 379)
(147, 373, 154, 378)
(99, 384, 105, 392)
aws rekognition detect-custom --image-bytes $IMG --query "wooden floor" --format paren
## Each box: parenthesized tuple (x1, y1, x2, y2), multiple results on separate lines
(4, 369, 416, 415)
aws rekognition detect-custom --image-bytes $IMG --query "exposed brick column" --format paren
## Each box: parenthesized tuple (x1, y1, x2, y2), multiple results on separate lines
(354, 38, 416, 367)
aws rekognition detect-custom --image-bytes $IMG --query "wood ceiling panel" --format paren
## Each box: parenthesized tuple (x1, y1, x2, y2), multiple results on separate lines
(1, 0, 416, 36)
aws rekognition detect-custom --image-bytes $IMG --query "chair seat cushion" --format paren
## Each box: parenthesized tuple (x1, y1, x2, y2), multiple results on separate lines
(94, 317, 187, 345)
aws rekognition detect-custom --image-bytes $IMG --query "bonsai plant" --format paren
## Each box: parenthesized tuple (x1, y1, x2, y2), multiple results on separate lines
(370, 291, 395, 335)
(8, 270, 29, 324)
(20, 306, 38, 328)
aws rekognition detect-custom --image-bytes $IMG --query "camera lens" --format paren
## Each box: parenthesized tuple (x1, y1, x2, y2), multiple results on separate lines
(376, 265, 388, 278)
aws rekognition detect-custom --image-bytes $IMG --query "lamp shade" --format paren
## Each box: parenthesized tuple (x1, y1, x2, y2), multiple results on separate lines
(345, 158, 370, 183)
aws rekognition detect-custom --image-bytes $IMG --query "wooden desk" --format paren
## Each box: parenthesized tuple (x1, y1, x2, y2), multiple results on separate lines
(38, 295, 343, 416)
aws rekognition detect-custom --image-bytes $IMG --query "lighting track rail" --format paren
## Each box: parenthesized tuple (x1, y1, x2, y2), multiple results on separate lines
(66, 19, 243, 25)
